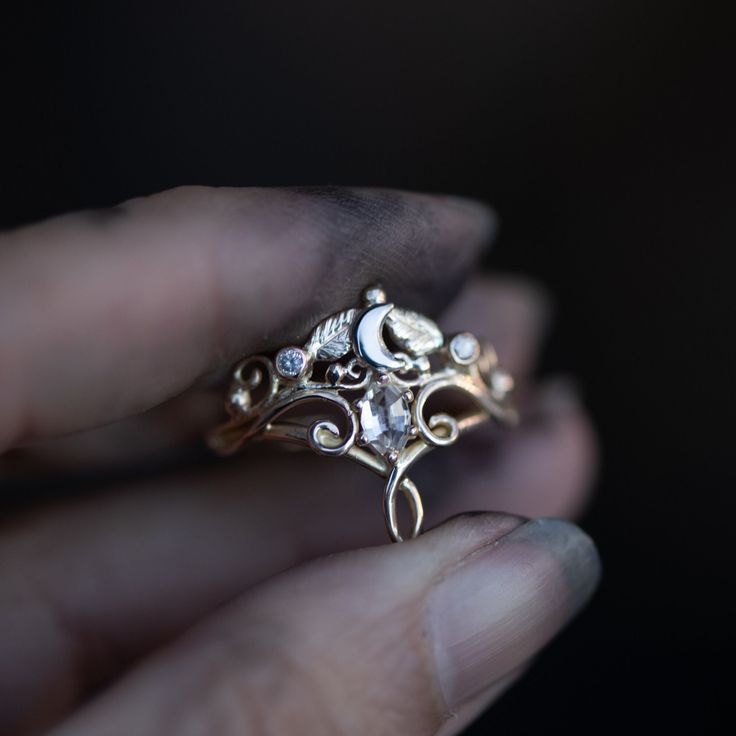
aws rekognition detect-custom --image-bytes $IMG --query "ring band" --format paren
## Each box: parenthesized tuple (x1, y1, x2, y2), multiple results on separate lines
(208, 285, 517, 542)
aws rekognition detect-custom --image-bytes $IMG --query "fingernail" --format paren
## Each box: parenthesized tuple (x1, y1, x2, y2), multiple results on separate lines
(426, 518, 600, 710)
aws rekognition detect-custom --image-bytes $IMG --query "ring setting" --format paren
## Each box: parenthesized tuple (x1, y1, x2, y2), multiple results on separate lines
(208, 286, 517, 542)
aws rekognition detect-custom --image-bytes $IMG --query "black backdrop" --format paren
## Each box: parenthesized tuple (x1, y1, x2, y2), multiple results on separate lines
(1, 2, 733, 733)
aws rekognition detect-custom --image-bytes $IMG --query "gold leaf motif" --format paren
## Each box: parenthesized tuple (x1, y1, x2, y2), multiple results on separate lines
(385, 308, 444, 357)
(305, 309, 357, 360)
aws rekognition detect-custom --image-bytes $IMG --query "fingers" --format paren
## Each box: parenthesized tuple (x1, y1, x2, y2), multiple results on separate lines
(0, 273, 590, 731)
(0, 379, 594, 733)
(50, 515, 600, 736)
(0, 186, 494, 451)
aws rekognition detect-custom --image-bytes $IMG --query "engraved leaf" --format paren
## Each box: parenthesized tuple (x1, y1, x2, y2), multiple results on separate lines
(385, 308, 444, 357)
(305, 309, 357, 360)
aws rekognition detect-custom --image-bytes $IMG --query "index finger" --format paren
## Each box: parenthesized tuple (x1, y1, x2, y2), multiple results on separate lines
(0, 186, 494, 451)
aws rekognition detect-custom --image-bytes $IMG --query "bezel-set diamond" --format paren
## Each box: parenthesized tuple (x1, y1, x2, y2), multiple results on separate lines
(275, 346, 309, 379)
(449, 331, 481, 365)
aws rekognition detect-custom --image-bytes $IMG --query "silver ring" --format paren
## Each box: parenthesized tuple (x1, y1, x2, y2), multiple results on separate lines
(208, 285, 518, 542)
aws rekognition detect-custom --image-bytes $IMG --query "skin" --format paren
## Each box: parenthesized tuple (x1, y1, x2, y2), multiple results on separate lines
(0, 186, 600, 736)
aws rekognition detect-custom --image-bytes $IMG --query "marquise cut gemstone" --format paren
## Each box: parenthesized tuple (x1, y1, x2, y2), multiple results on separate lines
(360, 382, 412, 455)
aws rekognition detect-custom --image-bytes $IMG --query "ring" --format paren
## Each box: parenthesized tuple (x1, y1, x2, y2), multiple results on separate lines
(208, 285, 518, 542)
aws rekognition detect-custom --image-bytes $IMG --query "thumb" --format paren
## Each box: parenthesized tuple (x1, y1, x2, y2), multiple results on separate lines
(53, 514, 600, 736)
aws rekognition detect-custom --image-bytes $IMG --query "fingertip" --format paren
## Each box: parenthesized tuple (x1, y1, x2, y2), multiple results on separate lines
(508, 517, 602, 605)
(426, 516, 600, 711)
(41, 511, 598, 736)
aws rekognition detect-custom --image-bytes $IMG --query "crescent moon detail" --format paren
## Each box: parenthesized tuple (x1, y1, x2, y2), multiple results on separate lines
(353, 303, 406, 371)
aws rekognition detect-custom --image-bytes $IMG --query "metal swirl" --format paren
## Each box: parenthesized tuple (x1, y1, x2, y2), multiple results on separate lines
(427, 413, 460, 445)
(263, 389, 359, 457)
(412, 374, 493, 447)
(383, 468, 424, 543)
(227, 355, 278, 418)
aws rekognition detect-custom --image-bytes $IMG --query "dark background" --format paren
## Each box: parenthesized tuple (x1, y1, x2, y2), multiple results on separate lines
(1, 1, 733, 733)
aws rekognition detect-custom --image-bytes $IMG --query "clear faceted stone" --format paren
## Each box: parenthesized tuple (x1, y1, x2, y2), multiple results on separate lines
(276, 347, 306, 378)
(360, 382, 412, 454)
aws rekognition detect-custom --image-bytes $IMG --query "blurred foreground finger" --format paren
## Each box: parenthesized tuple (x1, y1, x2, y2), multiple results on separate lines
(440, 275, 551, 378)
(51, 514, 600, 736)
(422, 378, 597, 524)
(0, 186, 494, 451)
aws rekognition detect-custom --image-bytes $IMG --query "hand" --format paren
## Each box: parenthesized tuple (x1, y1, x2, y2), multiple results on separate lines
(0, 186, 600, 736)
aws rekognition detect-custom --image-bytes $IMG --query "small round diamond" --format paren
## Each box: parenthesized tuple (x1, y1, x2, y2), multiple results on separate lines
(275, 347, 307, 379)
(449, 332, 480, 364)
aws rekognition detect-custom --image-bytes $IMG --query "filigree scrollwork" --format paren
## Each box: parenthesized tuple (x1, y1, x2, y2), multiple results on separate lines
(269, 390, 359, 457)
(383, 472, 424, 543)
(325, 358, 373, 390)
(227, 355, 278, 419)
(412, 376, 478, 447)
